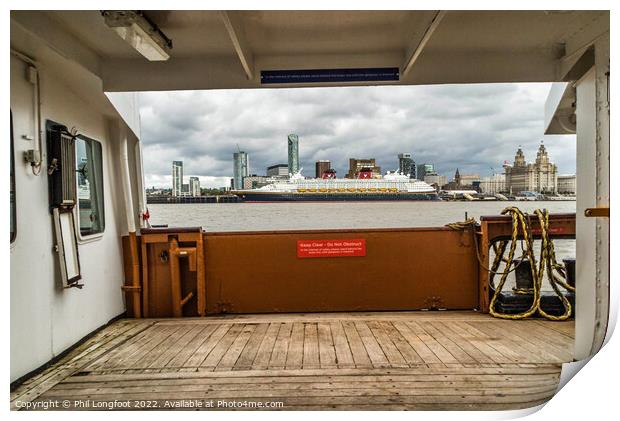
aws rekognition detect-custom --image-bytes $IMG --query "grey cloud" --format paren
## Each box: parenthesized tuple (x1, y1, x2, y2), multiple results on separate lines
(138, 83, 575, 188)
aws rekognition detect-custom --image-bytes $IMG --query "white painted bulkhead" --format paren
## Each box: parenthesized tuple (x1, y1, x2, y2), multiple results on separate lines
(574, 68, 599, 360)
(9, 54, 140, 382)
(546, 34, 610, 361)
(574, 35, 611, 360)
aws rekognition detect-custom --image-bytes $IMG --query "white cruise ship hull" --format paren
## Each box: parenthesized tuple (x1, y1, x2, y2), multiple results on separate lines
(233, 190, 439, 202)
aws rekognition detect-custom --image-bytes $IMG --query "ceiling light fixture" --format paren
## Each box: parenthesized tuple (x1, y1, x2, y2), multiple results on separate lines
(101, 11, 172, 61)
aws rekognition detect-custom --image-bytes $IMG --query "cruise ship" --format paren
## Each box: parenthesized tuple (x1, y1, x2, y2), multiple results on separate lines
(232, 168, 439, 202)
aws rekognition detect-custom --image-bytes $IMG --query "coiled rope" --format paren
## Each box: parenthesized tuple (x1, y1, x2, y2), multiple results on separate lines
(446, 207, 575, 321)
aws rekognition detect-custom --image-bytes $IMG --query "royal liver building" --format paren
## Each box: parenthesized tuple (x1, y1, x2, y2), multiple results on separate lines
(505, 143, 557, 194)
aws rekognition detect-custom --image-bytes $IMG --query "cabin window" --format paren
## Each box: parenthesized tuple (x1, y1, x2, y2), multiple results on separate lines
(75, 136, 105, 236)
(10, 112, 16, 243)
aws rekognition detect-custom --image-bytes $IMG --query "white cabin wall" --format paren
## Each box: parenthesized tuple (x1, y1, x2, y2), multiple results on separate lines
(10, 56, 55, 381)
(10, 55, 127, 381)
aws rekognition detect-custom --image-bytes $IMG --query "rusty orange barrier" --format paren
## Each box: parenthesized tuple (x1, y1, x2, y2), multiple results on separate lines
(123, 213, 575, 317)
(203, 227, 479, 314)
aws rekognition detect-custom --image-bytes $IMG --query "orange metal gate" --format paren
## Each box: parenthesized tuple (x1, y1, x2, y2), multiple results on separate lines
(204, 228, 479, 314)
(123, 214, 575, 317)
(129, 227, 479, 316)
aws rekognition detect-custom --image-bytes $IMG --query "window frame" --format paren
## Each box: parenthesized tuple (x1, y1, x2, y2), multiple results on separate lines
(74, 134, 106, 242)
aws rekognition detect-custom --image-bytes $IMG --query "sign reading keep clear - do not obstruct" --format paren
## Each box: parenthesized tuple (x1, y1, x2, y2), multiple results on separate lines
(297, 239, 366, 258)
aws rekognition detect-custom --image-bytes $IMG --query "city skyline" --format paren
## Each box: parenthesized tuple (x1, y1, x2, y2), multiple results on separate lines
(139, 83, 576, 188)
(164, 140, 570, 193)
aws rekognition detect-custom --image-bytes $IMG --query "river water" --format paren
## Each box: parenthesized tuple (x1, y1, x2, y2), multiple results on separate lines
(148, 200, 576, 292)
(148, 200, 576, 232)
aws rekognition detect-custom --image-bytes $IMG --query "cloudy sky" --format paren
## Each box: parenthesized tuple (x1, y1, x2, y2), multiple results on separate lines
(138, 83, 575, 188)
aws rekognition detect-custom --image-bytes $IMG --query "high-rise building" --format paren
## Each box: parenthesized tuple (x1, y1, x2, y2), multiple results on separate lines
(505, 143, 557, 194)
(287, 134, 299, 175)
(417, 163, 435, 181)
(398, 153, 416, 178)
(347, 158, 381, 178)
(189, 176, 200, 196)
(233, 151, 249, 190)
(315, 160, 331, 178)
(172, 160, 183, 196)
(267, 164, 289, 177)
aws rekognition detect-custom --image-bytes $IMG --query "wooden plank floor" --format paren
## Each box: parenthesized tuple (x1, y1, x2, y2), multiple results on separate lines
(11, 312, 574, 411)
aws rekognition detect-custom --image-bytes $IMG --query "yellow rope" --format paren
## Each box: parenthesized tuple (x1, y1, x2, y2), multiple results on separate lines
(487, 207, 540, 319)
(490, 208, 574, 320)
(445, 218, 529, 278)
(447, 207, 574, 321)
(533, 209, 575, 321)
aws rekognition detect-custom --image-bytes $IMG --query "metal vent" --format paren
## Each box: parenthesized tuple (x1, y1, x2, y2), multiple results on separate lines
(47, 123, 76, 209)
(59, 133, 76, 206)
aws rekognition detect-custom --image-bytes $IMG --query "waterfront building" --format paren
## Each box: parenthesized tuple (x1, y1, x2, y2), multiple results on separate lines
(288, 134, 300, 175)
(505, 143, 557, 194)
(423, 173, 447, 190)
(233, 151, 249, 190)
(557, 174, 577, 195)
(441, 169, 481, 191)
(417, 163, 435, 181)
(347, 158, 381, 178)
(459, 173, 481, 186)
(479, 174, 506, 194)
(189, 176, 201, 196)
(315, 160, 331, 178)
(267, 164, 289, 177)
(442, 168, 461, 191)
(172, 160, 183, 197)
(243, 175, 268, 189)
(398, 153, 416, 178)
(181, 183, 190, 196)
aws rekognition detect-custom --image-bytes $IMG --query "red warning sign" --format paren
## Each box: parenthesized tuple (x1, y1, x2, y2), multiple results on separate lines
(530, 226, 568, 235)
(297, 239, 366, 258)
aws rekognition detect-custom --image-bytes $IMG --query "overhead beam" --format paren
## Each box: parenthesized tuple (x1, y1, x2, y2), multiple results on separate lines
(219, 11, 254, 80)
(101, 50, 558, 92)
(401, 11, 446, 77)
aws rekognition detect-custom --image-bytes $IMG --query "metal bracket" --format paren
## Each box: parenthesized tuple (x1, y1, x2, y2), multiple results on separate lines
(584, 207, 609, 217)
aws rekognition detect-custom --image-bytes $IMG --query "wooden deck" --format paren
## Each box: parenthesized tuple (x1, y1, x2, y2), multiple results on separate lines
(11, 312, 575, 411)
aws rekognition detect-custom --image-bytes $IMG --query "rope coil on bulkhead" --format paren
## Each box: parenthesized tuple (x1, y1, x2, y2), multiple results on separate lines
(446, 207, 575, 321)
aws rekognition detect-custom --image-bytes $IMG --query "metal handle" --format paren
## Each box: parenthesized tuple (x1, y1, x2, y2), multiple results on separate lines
(584, 207, 610, 217)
